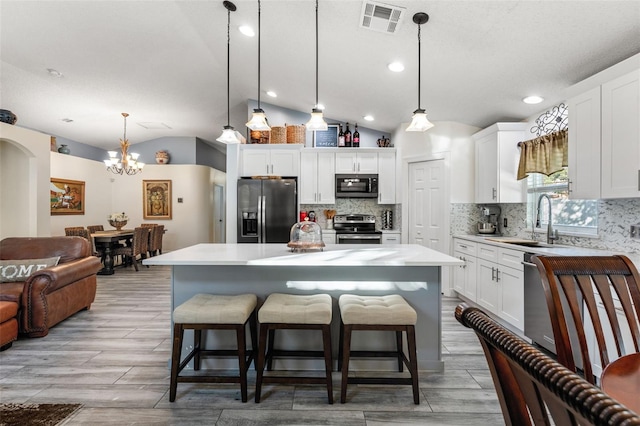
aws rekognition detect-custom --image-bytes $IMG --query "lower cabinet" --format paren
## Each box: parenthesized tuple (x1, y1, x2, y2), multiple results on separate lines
(453, 238, 524, 331)
(322, 230, 335, 245)
(382, 231, 401, 244)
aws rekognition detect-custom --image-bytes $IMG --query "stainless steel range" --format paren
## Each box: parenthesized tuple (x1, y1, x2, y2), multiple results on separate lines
(333, 214, 382, 244)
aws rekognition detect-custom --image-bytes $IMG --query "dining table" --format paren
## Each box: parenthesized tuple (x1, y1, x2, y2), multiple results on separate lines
(601, 352, 640, 414)
(91, 230, 134, 275)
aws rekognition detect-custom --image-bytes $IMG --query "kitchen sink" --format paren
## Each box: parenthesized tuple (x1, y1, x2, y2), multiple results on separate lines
(484, 237, 570, 249)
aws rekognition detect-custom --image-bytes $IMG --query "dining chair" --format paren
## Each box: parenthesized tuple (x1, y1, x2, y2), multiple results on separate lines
(64, 226, 86, 236)
(86, 225, 104, 234)
(455, 303, 640, 426)
(149, 225, 164, 257)
(532, 255, 640, 384)
(112, 227, 149, 271)
(64, 227, 103, 258)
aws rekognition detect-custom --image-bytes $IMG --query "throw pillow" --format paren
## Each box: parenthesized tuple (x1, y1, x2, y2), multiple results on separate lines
(0, 257, 61, 283)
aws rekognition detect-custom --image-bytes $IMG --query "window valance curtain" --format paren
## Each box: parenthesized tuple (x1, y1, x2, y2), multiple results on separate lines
(516, 129, 568, 180)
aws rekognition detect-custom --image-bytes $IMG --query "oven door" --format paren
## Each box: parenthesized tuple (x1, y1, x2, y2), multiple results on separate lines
(336, 233, 382, 244)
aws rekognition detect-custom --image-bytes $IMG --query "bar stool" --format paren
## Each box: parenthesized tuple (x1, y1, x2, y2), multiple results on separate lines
(170, 293, 257, 402)
(338, 294, 419, 404)
(254, 293, 333, 404)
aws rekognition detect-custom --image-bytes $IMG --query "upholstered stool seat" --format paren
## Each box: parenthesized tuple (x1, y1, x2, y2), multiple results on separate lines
(170, 293, 257, 403)
(0, 300, 19, 351)
(255, 293, 333, 404)
(338, 294, 420, 404)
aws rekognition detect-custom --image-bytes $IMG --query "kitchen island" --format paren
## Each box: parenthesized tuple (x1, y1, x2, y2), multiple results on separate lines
(144, 243, 463, 371)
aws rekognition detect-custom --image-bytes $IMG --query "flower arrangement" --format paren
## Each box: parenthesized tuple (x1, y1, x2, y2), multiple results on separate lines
(108, 212, 128, 222)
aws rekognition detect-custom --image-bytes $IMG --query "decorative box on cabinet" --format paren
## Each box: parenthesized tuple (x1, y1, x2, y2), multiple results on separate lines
(300, 151, 335, 204)
(335, 151, 378, 174)
(473, 123, 528, 204)
(240, 146, 300, 177)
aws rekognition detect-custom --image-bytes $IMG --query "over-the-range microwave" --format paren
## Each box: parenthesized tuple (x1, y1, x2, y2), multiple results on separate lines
(335, 174, 378, 198)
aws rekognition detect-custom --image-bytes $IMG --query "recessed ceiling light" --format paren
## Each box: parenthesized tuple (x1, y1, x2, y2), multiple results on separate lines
(363, 115, 374, 121)
(239, 25, 255, 37)
(523, 95, 544, 104)
(47, 68, 63, 78)
(388, 62, 404, 72)
(266, 90, 277, 98)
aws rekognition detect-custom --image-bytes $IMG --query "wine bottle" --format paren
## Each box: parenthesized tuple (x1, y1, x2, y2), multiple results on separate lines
(344, 122, 352, 147)
(353, 123, 360, 148)
(338, 124, 345, 147)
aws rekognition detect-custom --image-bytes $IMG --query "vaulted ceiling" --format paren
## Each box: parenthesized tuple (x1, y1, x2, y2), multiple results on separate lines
(1, 1, 639, 151)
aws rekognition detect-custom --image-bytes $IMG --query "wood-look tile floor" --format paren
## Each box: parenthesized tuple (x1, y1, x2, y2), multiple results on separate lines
(0, 265, 503, 425)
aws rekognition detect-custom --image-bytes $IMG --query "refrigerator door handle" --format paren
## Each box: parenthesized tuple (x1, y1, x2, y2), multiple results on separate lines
(257, 195, 263, 243)
(260, 195, 267, 242)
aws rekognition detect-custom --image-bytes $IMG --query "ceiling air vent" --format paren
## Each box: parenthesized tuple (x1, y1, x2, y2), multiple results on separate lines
(360, 0, 405, 34)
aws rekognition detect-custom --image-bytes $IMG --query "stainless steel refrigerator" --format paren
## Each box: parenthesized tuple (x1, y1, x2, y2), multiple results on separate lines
(237, 178, 297, 243)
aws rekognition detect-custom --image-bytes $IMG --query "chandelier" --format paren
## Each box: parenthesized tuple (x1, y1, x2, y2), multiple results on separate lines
(104, 113, 145, 175)
(406, 12, 434, 132)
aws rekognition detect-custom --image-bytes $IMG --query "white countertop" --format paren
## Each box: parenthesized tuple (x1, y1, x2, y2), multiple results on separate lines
(454, 234, 640, 266)
(143, 243, 463, 267)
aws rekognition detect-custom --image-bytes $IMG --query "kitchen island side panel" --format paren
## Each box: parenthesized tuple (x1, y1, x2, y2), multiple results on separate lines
(171, 264, 443, 371)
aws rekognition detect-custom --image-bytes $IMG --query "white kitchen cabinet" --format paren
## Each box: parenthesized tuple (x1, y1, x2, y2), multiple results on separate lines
(335, 151, 378, 174)
(601, 70, 640, 198)
(473, 123, 528, 204)
(452, 239, 478, 300)
(241, 146, 300, 177)
(474, 243, 524, 331)
(322, 229, 335, 245)
(300, 151, 335, 204)
(382, 231, 401, 244)
(567, 86, 602, 199)
(377, 150, 396, 204)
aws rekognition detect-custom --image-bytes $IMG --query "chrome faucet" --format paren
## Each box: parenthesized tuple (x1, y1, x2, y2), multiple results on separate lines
(536, 194, 559, 244)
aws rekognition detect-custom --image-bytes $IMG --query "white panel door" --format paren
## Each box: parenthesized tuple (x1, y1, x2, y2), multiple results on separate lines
(408, 160, 446, 252)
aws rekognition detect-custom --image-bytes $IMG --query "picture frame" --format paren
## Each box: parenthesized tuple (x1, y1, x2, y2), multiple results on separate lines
(143, 179, 172, 220)
(312, 124, 339, 147)
(50, 178, 85, 215)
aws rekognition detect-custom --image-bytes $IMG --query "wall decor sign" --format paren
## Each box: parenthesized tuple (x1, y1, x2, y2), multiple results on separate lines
(312, 124, 339, 147)
(50, 178, 85, 215)
(143, 179, 172, 220)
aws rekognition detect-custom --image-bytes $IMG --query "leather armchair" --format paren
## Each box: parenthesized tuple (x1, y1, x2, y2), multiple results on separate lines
(0, 237, 102, 337)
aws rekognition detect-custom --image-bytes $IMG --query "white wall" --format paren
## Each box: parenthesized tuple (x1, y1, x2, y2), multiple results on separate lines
(0, 123, 52, 238)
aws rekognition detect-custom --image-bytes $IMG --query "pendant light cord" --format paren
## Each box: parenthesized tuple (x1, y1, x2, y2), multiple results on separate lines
(417, 23, 421, 110)
(226, 5, 231, 126)
(257, 0, 262, 110)
(315, 0, 319, 108)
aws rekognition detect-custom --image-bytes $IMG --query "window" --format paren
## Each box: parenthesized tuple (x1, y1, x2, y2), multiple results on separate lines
(527, 168, 598, 236)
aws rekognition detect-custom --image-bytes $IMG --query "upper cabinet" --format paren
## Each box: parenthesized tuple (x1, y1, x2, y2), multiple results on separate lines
(377, 150, 396, 204)
(335, 151, 378, 173)
(300, 151, 336, 204)
(240, 146, 300, 177)
(566, 54, 640, 199)
(473, 123, 528, 204)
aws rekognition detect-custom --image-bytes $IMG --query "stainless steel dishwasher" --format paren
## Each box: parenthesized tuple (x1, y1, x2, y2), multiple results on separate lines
(523, 253, 556, 354)
(523, 252, 583, 368)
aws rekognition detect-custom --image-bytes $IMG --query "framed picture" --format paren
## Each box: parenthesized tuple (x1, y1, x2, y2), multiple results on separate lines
(50, 178, 85, 215)
(313, 124, 339, 147)
(143, 180, 172, 220)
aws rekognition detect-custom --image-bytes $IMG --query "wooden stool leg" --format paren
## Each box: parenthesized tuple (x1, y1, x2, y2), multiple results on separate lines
(322, 324, 334, 404)
(193, 329, 202, 370)
(169, 323, 184, 402)
(407, 325, 420, 404)
(266, 328, 275, 371)
(337, 320, 344, 372)
(236, 323, 248, 402)
(249, 311, 258, 370)
(340, 325, 352, 403)
(255, 323, 269, 403)
(396, 330, 404, 372)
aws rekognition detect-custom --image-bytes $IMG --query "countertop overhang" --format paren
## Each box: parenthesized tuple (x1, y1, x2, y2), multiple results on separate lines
(143, 243, 464, 267)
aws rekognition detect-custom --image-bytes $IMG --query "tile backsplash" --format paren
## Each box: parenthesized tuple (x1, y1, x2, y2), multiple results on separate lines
(301, 199, 400, 231)
(451, 199, 640, 254)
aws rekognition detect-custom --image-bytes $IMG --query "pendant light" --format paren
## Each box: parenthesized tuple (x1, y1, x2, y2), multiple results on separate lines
(305, 0, 328, 131)
(217, 1, 241, 144)
(245, 0, 271, 131)
(406, 12, 434, 132)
